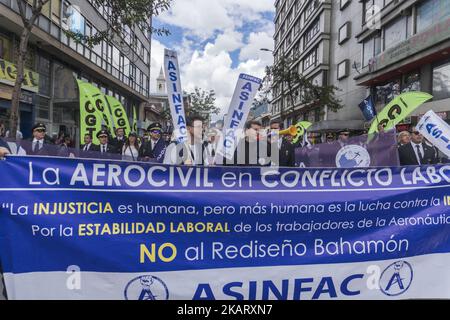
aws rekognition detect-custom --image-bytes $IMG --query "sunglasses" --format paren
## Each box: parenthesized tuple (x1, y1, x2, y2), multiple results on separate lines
(340, 133, 349, 136)
(35, 129, 46, 133)
(412, 131, 421, 135)
(151, 130, 161, 134)
(99, 135, 108, 138)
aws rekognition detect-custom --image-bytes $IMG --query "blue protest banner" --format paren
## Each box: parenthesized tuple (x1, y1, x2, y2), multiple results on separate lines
(358, 95, 377, 121)
(0, 156, 450, 299)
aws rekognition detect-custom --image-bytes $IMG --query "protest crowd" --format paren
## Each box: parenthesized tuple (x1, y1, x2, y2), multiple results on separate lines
(0, 116, 447, 168)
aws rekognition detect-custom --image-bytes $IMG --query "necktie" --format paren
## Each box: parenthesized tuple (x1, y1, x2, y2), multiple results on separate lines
(84, 145, 88, 151)
(416, 145, 423, 164)
(102, 145, 106, 153)
(32, 141, 37, 152)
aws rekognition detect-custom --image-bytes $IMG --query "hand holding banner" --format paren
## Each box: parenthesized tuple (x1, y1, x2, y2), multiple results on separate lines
(417, 110, 450, 158)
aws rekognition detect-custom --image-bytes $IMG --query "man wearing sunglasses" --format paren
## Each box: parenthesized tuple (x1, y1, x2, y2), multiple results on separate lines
(139, 122, 166, 163)
(398, 127, 438, 165)
(22, 123, 52, 156)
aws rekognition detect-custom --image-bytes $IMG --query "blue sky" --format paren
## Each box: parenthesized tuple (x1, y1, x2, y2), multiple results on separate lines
(150, 0, 275, 118)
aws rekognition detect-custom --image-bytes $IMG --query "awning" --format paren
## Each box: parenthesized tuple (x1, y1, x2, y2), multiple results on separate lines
(308, 120, 365, 132)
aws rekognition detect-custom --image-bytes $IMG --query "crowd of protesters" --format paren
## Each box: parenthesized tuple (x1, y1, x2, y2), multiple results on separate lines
(0, 116, 448, 167)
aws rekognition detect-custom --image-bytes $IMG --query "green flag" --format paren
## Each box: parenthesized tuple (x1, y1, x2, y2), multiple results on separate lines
(81, 82, 116, 138)
(132, 106, 138, 133)
(77, 80, 103, 145)
(292, 121, 312, 144)
(105, 95, 131, 136)
(368, 91, 433, 134)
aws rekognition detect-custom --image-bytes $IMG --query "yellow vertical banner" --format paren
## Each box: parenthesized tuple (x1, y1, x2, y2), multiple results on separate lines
(84, 82, 116, 138)
(133, 106, 138, 133)
(105, 95, 131, 136)
(77, 80, 103, 145)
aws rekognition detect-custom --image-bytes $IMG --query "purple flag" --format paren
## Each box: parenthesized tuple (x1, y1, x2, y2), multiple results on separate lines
(295, 132, 400, 168)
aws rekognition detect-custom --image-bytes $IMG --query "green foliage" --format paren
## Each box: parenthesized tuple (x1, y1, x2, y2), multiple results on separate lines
(260, 54, 343, 118)
(185, 88, 220, 120)
(64, 0, 172, 47)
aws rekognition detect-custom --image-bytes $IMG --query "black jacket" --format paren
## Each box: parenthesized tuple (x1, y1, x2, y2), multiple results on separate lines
(110, 136, 126, 154)
(21, 138, 53, 156)
(139, 138, 167, 162)
(90, 143, 119, 159)
(276, 139, 296, 167)
(0, 138, 11, 153)
(398, 142, 438, 165)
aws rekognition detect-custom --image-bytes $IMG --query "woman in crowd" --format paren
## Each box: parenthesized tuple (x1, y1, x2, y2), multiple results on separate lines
(122, 132, 140, 161)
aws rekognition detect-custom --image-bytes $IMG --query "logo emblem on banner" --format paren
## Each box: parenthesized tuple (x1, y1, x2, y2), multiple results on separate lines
(379, 261, 413, 296)
(336, 145, 371, 168)
(124, 275, 169, 300)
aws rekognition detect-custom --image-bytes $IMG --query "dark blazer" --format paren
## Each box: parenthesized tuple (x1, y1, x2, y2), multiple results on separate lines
(225, 139, 271, 167)
(139, 138, 167, 163)
(90, 143, 119, 159)
(277, 139, 296, 167)
(79, 143, 94, 158)
(21, 138, 53, 156)
(110, 136, 126, 154)
(0, 138, 11, 153)
(398, 142, 438, 165)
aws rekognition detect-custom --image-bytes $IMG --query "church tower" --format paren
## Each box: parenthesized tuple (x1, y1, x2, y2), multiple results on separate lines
(156, 67, 166, 94)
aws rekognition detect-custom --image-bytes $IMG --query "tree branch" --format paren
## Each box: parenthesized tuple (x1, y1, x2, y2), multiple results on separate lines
(16, 0, 29, 28)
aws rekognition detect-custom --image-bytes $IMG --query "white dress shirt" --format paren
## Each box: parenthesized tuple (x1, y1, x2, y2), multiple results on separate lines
(411, 142, 424, 164)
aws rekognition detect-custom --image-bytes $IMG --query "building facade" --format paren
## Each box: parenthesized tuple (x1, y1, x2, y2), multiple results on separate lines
(0, 0, 152, 144)
(273, 0, 334, 130)
(272, 0, 450, 134)
(355, 0, 450, 130)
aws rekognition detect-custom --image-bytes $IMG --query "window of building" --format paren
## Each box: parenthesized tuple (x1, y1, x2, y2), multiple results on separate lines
(41, 1, 51, 19)
(362, 33, 381, 67)
(0, 34, 12, 61)
(384, 16, 409, 50)
(402, 71, 421, 92)
(337, 60, 349, 80)
(304, 0, 318, 22)
(84, 23, 92, 60)
(303, 47, 318, 71)
(375, 78, 401, 105)
(338, 22, 351, 44)
(36, 96, 50, 120)
(304, 18, 320, 46)
(363, 0, 383, 25)
(51, 0, 61, 24)
(433, 61, 450, 100)
(36, 55, 51, 96)
(417, 0, 450, 33)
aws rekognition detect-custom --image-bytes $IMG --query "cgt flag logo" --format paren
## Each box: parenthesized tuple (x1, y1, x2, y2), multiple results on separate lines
(379, 261, 413, 297)
(124, 275, 169, 300)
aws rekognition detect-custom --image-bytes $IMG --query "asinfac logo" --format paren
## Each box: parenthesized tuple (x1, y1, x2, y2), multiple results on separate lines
(379, 261, 414, 297)
(336, 145, 371, 168)
(124, 275, 169, 300)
